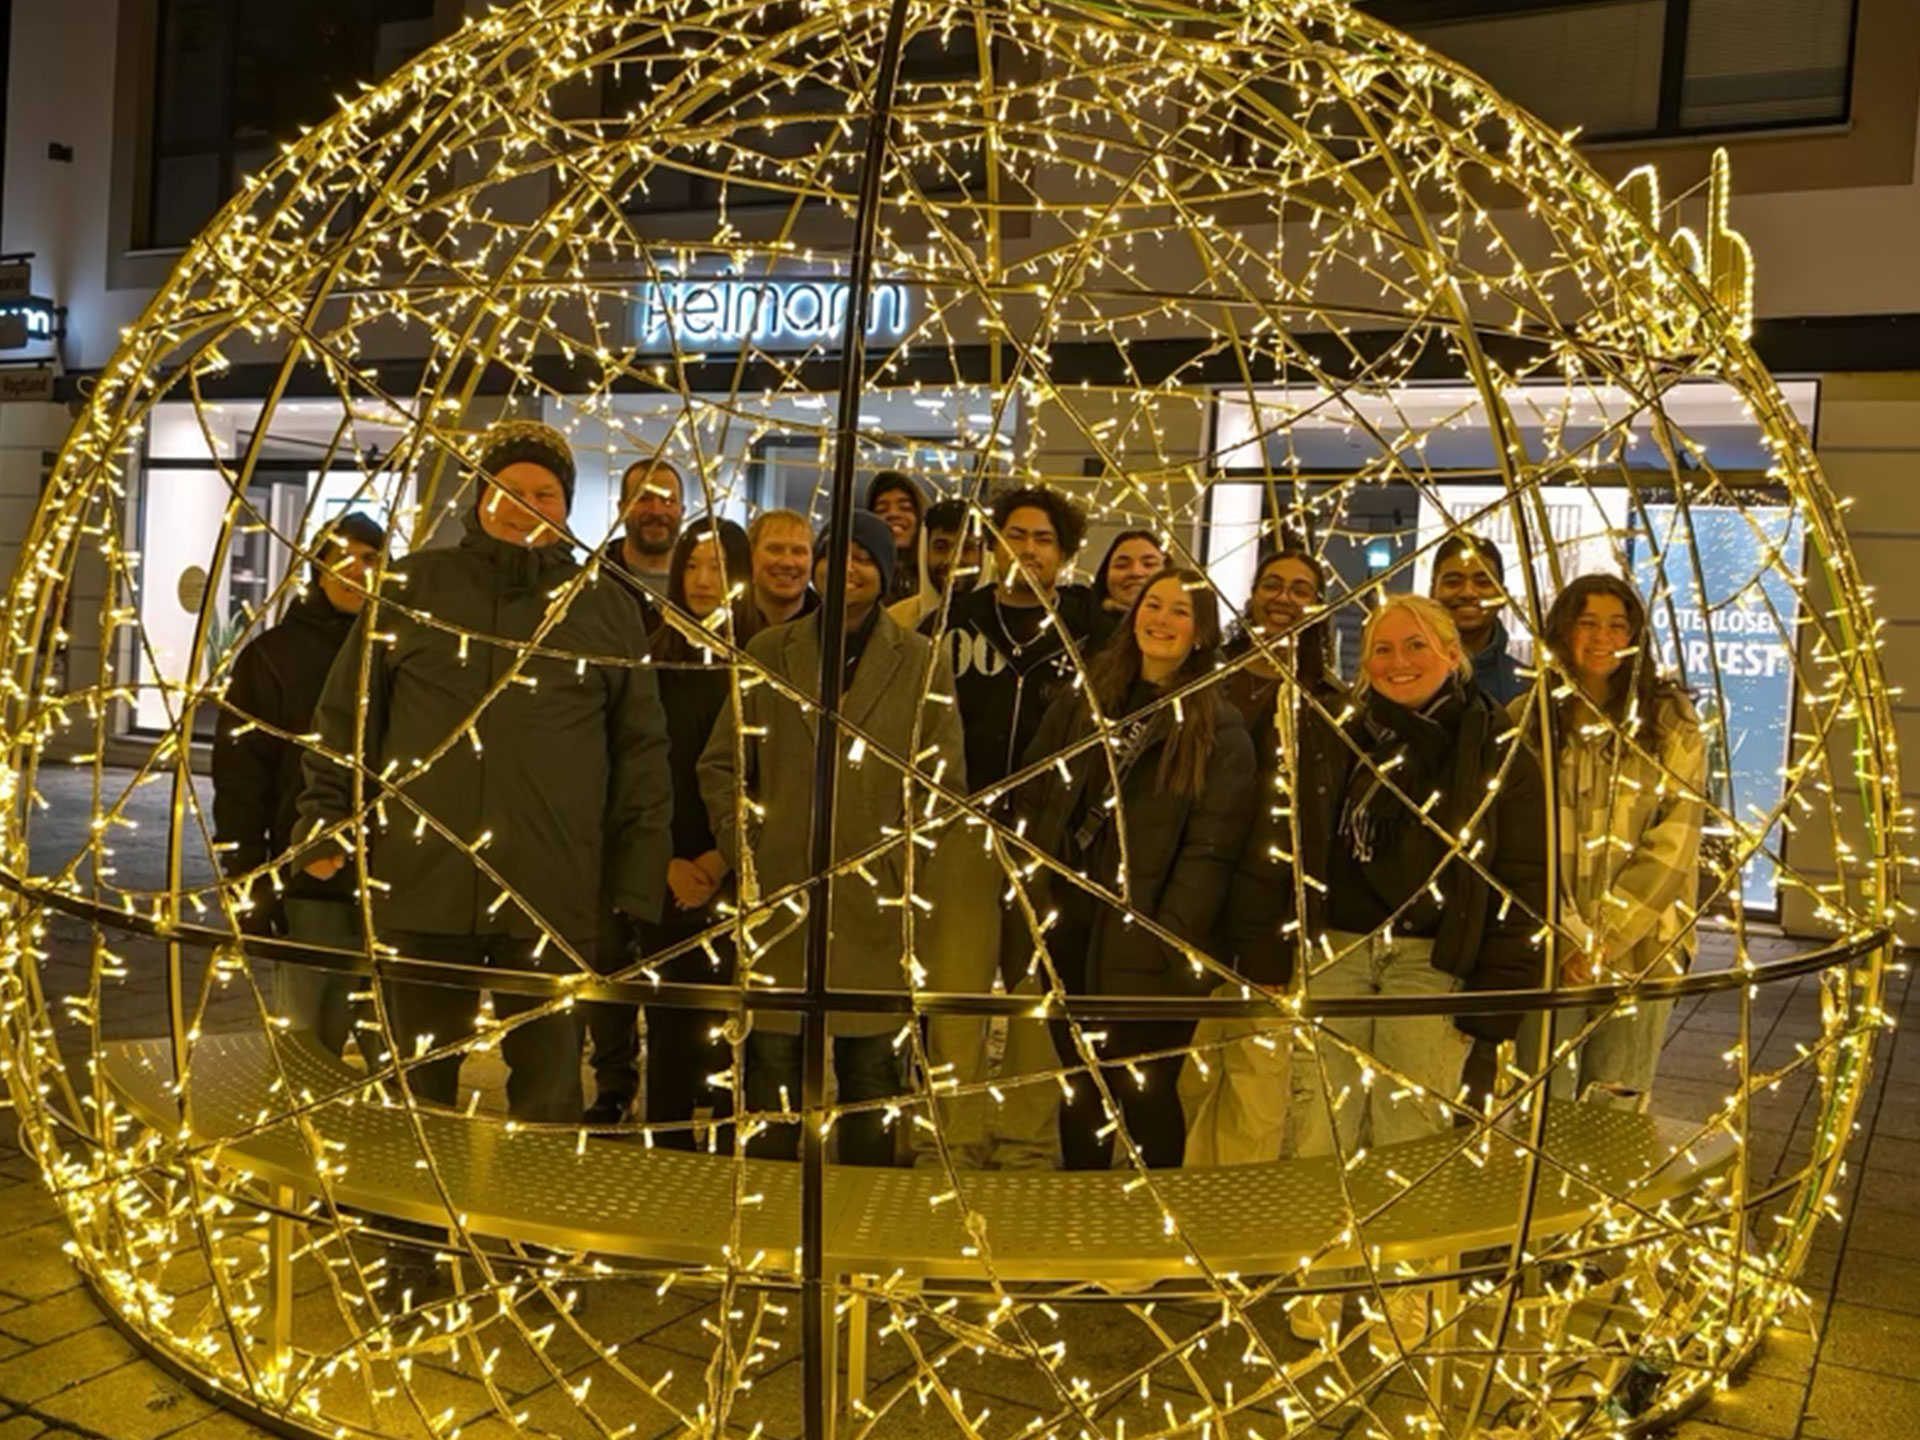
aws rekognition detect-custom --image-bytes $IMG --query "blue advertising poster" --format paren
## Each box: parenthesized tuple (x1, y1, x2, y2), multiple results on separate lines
(1630, 504, 1806, 912)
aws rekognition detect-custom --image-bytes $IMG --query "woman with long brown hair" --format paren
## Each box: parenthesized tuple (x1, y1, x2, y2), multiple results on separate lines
(1003, 568, 1256, 1169)
(1517, 572, 1705, 1110)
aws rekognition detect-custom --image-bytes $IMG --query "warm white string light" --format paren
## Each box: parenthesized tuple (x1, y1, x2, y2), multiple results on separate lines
(0, 1, 1902, 1438)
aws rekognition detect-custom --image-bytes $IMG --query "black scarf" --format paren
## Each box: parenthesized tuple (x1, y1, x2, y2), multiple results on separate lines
(1342, 678, 1468, 863)
(459, 506, 579, 589)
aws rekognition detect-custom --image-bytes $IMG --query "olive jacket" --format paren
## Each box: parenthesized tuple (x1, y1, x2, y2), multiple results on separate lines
(298, 512, 674, 946)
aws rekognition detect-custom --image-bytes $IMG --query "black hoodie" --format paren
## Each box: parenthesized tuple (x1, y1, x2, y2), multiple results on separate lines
(214, 587, 362, 908)
(923, 582, 1114, 793)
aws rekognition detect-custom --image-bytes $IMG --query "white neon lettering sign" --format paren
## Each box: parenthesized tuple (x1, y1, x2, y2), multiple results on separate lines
(636, 278, 911, 349)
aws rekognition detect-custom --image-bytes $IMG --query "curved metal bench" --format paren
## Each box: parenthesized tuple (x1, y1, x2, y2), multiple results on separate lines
(98, 1030, 1737, 1432)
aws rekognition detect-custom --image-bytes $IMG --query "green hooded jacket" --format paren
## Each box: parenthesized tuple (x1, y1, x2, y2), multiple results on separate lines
(299, 511, 673, 945)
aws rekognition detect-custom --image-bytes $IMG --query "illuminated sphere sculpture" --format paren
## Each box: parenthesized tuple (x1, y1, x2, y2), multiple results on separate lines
(0, 0, 1899, 1438)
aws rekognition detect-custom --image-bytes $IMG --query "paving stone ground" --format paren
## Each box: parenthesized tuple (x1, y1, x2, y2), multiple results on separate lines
(0, 767, 1913, 1438)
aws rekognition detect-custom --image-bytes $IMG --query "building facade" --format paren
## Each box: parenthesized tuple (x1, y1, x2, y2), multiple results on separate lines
(0, 0, 1915, 937)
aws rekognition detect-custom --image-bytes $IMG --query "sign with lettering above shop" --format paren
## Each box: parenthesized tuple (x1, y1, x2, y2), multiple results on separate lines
(633, 277, 912, 352)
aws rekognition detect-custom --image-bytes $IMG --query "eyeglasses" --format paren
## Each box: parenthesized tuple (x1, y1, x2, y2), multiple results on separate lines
(1257, 579, 1320, 602)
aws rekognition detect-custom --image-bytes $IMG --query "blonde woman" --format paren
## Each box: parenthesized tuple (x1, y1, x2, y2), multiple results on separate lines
(1289, 593, 1548, 1339)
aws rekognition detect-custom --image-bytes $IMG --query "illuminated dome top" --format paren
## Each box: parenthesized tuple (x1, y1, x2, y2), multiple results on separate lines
(0, 1, 1898, 1438)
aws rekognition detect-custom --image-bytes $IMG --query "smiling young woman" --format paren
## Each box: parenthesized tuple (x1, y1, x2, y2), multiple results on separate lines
(999, 568, 1257, 1170)
(1281, 592, 1549, 1337)
(1513, 573, 1707, 1112)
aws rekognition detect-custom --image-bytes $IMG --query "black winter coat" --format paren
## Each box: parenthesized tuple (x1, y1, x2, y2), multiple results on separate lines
(299, 512, 674, 945)
(596, 537, 665, 634)
(1294, 682, 1549, 1041)
(640, 641, 735, 981)
(1005, 681, 1257, 995)
(213, 589, 360, 907)
(926, 583, 1113, 794)
(1219, 667, 1351, 988)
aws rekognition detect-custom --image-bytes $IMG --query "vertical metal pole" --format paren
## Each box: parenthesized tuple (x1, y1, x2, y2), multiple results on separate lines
(803, 3, 912, 1436)
(269, 1183, 295, 1396)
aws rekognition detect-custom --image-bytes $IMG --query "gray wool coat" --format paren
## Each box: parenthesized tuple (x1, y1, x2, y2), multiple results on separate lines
(698, 608, 972, 1036)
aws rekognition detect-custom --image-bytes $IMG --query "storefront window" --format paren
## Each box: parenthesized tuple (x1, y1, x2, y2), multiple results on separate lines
(132, 400, 414, 735)
(544, 388, 1014, 538)
(1205, 379, 1819, 913)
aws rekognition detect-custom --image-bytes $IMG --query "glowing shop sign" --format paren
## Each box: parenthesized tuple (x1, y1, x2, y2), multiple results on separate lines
(635, 278, 911, 349)
(0, 298, 61, 350)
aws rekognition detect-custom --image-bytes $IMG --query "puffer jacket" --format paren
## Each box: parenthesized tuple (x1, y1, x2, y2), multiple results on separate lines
(1004, 680, 1257, 995)
(1218, 666, 1351, 988)
(298, 510, 673, 945)
(213, 588, 361, 907)
(1286, 680, 1551, 1040)
(1510, 688, 1707, 981)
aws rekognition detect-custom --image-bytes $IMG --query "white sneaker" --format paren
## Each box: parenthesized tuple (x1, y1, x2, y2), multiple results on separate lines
(1383, 1287, 1430, 1348)
(1288, 1293, 1340, 1342)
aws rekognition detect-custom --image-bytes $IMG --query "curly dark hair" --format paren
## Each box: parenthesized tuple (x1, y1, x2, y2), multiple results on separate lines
(989, 485, 1087, 557)
(923, 497, 969, 534)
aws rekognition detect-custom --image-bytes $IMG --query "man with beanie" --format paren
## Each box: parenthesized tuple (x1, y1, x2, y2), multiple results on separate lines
(699, 509, 971, 1164)
(299, 418, 673, 1134)
(215, 514, 387, 1057)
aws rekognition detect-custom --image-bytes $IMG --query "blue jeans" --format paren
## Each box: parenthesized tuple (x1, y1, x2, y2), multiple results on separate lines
(1293, 931, 1473, 1157)
(746, 1031, 902, 1166)
(277, 899, 364, 1061)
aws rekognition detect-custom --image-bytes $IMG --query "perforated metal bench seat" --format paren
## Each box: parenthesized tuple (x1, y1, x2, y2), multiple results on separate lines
(99, 1031, 1735, 1282)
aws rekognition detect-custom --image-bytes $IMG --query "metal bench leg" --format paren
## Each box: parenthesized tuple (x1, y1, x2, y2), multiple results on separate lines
(842, 1280, 869, 1433)
(1434, 1255, 1460, 1416)
(269, 1183, 295, 1399)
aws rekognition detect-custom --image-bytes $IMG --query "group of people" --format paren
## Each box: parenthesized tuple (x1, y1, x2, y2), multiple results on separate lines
(212, 419, 1708, 1213)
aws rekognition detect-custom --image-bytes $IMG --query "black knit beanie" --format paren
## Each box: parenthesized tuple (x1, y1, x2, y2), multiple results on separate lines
(475, 420, 576, 508)
(309, 511, 387, 583)
(814, 510, 898, 595)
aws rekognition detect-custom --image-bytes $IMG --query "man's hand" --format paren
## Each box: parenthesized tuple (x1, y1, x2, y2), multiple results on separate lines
(667, 857, 719, 910)
(304, 855, 346, 882)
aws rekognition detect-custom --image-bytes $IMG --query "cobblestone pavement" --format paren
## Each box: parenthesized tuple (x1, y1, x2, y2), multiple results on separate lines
(0, 767, 1912, 1439)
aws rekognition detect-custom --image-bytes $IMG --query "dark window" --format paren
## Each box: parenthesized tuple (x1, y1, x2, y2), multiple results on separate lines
(602, 8, 996, 216)
(147, 0, 436, 248)
(1361, 0, 1859, 142)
